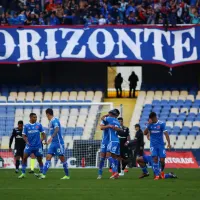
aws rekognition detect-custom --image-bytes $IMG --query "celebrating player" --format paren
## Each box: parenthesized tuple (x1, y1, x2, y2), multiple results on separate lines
(144, 112, 171, 180)
(38, 108, 69, 180)
(9, 120, 26, 173)
(18, 113, 46, 179)
(97, 109, 120, 179)
(103, 109, 121, 179)
(137, 154, 177, 179)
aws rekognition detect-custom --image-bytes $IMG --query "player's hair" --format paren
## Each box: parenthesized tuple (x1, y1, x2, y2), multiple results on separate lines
(46, 108, 54, 116)
(29, 113, 37, 118)
(149, 112, 157, 119)
(18, 120, 23, 125)
(135, 124, 140, 128)
(118, 117, 123, 121)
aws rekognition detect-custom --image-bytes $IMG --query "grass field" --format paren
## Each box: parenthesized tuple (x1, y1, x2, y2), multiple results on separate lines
(0, 169, 200, 200)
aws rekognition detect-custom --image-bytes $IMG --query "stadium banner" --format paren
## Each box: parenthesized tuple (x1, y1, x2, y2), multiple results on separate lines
(165, 152, 199, 168)
(145, 151, 199, 168)
(0, 25, 199, 67)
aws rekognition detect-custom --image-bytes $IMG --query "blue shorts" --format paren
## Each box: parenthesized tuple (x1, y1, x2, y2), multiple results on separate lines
(143, 155, 153, 166)
(107, 141, 120, 155)
(24, 145, 43, 157)
(48, 143, 65, 156)
(150, 145, 166, 158)
(100, 142, 109, 153)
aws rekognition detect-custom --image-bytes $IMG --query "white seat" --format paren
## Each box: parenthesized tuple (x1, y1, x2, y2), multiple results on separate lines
(26, 92, 34, 97)
(184, 121, 192, 128)
(163, 91, 171, 96)
(1, 136, 10, 149)
(172, 91, 179, 96)
(166, 121, 174, 128)
(178, 95, 186, 101)
(171, 108, 179, 115)
(18, 92, 26, 98)
(146, 91, 154, 97)
(180, 91, 188, 96)
(196, 95, 200, 100)
(155, 91, 162, 96)
(174, 121, 183, 128)
(187, 95, 195, 102)
(180, 108, 188, 114)
(10, 92, 17, 98)
(35, 92, 43, 97)
(0, 96, 7, 102)
(183, 136, 195, 149)
(170, 96, 178, 101)
(193, 121, 200, 127)
(34, 96, 42, 102)
(154, 96, 162, 100)
(8, 96, 15, 102)
(190, 108, 198, 115)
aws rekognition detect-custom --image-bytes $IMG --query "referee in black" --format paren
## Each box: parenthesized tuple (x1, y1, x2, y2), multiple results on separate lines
(117, 117, 130, 176)
(9, 120, 26, 173)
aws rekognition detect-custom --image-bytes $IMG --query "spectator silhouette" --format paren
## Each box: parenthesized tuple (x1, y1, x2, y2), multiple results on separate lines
(115, 73, 123, 98)
(128, 72, 138, 98)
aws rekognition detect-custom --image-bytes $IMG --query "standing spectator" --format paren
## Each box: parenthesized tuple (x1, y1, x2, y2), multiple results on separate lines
(27, 0, 37, 12)
(49, 11, 60, 25)
(98, 14, 106, 25)
(18, 10, 27, 25)
(33, 4, 42, 15)
(147, 9, 156, 24)
(128, 71, 138, 98)
(39, 12, 46, 25)
(189, 7, 200, 24)
(56, 3, 64, 23)
(114, 73, 123, 98)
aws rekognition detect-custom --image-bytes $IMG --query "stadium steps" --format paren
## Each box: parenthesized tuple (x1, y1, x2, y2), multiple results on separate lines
(94, 98, 136, 140)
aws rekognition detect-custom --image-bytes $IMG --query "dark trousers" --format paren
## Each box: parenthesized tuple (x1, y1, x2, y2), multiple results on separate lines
(115, 86, 122, 98)
(129, 86, 136, 98)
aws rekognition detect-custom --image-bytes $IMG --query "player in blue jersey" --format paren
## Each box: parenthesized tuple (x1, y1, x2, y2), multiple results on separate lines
(97, 109, 120, 179)
(102, 109, 121, 179)
(137, 154, 177, 179)
(18, 113, 46, 179)
(38, 108, 69, 180)
(144, 112, 171, 180)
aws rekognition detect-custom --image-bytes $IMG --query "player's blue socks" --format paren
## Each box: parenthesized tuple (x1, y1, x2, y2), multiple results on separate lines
(114, 159, 118, 170)
(141, 166, 148, 174)
(63, 161, 69, 176)
(152, 162, 160, 176)
(108, 157, 117, 173)
(43, 160, 51, 175)
(164, 174, 171, 179)
(39, 163, 43, 173)
(98, 157, 105, 175)
(21, 164, 27, 174)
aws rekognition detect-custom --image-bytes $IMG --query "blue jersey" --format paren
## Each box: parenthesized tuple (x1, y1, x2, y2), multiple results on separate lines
(102, 117, 120, 142)
(49, 117, 64, 145)
(100, 120, 109, 145)
(23, 122, 44, 148)
(147, 120, 167, 147)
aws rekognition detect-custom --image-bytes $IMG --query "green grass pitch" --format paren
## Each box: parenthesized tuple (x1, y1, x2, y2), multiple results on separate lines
(0, 169, 200, 200)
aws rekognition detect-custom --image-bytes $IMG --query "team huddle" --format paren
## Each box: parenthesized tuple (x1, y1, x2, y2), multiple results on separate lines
(98, 110, 177, 180)
(10, 108, 70, 180)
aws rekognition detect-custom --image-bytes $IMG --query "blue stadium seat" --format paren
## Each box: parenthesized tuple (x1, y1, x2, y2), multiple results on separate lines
(160, 100, 168, 106)
(74, 127, 84, 136)
(189, 130, 199, 136)
(169, 100, 176, 106)
(162, 106, 171, 112)
(180, 131, 189, 136)
(184, 100, 192, 107)
(152, 100, 160, 106)
(173, 126, 181, 131)
(65, 127, 75, 135)
(176, 100, 184, 107)
(170, 131, 179, 136)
